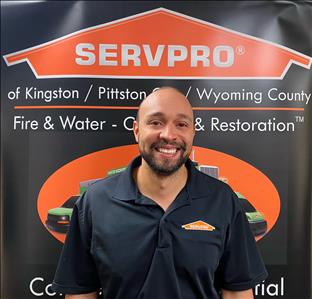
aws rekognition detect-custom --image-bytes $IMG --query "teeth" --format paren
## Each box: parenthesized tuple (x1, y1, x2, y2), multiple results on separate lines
(158, 148, 177, 154)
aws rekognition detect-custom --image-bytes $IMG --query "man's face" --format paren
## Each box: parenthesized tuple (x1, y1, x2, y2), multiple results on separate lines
(133, 88, 195, 176)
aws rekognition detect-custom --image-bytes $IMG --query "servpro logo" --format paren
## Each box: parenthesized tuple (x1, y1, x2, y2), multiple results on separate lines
(182, 220, 216, 231)
(4, 8, 312, 79)
(76, 44, 234, 68)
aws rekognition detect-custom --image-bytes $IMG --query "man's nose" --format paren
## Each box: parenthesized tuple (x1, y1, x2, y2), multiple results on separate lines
(159, 124, 177, 140)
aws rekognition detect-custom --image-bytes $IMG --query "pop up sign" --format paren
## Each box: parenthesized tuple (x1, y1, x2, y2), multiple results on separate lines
(1, 2, 311, 298)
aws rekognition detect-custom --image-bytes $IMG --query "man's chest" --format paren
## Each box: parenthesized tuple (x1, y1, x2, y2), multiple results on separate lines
(90, 197, 228, 280)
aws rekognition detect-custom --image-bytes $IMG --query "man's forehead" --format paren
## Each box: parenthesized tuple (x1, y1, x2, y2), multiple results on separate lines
(138, 87, 193, 119)
(147, 87, 186, 101)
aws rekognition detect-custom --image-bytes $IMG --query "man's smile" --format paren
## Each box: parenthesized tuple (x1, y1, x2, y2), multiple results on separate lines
(155, 147, 179, 155)
(152, 142, 186, 159)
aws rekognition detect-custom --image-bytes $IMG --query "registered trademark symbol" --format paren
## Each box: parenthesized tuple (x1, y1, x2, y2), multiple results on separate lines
(236, 45, 245, 55)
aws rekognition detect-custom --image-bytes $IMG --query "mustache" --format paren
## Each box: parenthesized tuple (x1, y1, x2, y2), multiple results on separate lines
(151, 140, 187, 151)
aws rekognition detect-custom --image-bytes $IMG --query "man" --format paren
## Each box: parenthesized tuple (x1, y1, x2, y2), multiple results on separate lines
(52, 87, 267, 299)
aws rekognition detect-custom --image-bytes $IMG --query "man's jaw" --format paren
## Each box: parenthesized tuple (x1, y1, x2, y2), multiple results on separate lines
(139, 141, 188, 176)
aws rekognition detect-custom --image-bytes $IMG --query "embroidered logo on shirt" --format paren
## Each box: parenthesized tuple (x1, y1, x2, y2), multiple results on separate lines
(182, 220, 216, 231)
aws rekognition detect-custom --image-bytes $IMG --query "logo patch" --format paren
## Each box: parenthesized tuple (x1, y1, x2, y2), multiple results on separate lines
(182, 220, 216, 231)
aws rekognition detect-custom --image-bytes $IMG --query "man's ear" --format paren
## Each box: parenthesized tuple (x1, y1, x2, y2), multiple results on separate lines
(133, 120, 139, 143)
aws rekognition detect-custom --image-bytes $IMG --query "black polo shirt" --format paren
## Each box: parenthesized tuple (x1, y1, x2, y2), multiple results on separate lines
(52, 156, 267, 299)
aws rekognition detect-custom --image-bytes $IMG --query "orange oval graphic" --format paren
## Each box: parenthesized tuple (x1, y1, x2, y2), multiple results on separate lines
(37, 145, 280, 243)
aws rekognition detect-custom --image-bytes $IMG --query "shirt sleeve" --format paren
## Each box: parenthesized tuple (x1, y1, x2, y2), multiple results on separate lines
(215, 193, 268, 291)
(51, 192, 101, 294)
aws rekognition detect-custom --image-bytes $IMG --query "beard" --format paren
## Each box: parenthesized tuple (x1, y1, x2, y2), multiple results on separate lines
(139, 140, 189, 176)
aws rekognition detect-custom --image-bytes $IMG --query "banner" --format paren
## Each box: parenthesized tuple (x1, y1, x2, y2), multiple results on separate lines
(1, 1, 311, 298)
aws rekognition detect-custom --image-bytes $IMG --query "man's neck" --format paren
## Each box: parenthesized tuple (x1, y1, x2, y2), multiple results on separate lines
(133, 159, 188, 211)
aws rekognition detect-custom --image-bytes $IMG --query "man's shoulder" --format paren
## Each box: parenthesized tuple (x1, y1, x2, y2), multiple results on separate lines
(191, 166, 234, 197)
(86, 171, 124, 195)
(75, 172, 127, 214)
(192, 167, 241, 208)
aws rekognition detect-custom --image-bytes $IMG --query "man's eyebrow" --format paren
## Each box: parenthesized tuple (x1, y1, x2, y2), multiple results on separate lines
(145, 112, 165, 118)
(176, 113, 193, 122)
(145, 112, 193, 122)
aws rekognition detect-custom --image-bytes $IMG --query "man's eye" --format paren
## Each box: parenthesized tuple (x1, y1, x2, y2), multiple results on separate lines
(149, 120, 162, 126)
(177, 122, 188, 128)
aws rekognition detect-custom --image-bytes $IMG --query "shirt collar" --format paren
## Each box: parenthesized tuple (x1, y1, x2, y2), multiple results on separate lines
(112, 156, 213, 201)
(112, 156, 141, 201)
